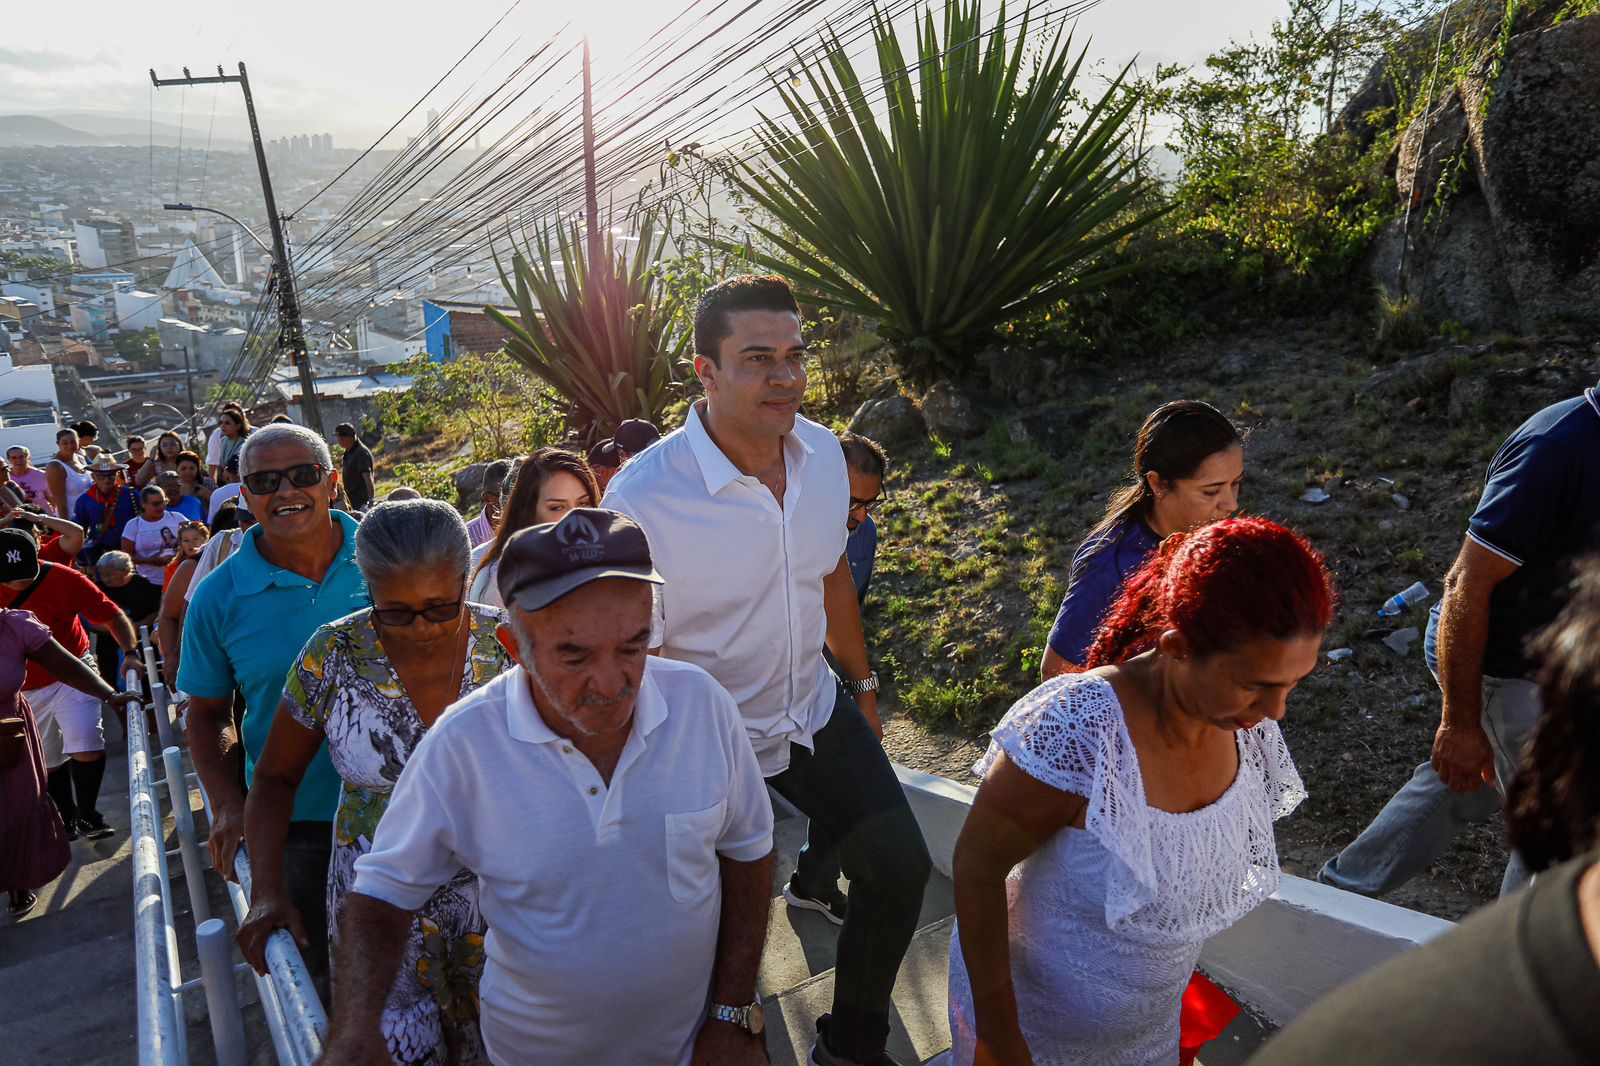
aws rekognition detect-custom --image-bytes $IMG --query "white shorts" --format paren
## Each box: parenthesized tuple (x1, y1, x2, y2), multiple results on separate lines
(28, 696, 67, 768)
(27, 680, 105, 755)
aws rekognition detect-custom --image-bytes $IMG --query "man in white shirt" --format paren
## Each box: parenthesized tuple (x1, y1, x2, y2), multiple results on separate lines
(325, 509, 776, 1066)
(604, 275, 930, 1066)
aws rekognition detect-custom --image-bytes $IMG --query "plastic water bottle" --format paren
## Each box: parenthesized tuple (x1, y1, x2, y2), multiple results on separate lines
(1377, 581, 1430, 618)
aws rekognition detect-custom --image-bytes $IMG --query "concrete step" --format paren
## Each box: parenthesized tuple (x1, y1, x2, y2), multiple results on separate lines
(762, 915, 954, 1066)
(759, 808, 956, 1066)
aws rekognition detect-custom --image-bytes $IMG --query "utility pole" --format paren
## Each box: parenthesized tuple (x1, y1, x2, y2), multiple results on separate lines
(149, 63, 327, 437)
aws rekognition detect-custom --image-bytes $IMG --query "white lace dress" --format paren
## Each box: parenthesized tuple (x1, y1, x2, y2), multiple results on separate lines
(948, 675, 1306, 1066)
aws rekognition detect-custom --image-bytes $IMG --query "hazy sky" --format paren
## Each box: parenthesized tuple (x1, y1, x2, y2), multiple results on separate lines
(0, 0, 1289, 146)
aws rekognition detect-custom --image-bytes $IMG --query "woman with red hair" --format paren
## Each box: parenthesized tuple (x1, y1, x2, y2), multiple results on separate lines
(949, 518, 1335, 1066)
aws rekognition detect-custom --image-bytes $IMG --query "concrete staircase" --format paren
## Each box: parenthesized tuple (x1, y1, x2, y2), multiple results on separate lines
(758, 801, 956, 1066)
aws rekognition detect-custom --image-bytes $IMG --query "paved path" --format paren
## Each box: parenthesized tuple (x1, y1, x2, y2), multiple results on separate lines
(1, 733, 273, 1066)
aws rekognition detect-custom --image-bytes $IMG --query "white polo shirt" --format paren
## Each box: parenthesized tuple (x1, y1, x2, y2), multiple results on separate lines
(352, 656, 773, 1066)
(603, 403, 849, 775)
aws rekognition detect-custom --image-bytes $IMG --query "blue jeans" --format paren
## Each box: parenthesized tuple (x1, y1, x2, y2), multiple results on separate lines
(769, 687, 931, 1060)
(1318, 603, 1536, 898)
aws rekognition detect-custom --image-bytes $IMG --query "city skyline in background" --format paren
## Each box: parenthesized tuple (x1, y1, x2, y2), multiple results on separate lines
(1, 0, 1288, 148)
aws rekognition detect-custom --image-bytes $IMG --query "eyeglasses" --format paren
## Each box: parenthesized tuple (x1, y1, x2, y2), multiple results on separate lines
(369, 598, 464, 628)
(242, 463, 327, 495)
(848, 494, 884, 514)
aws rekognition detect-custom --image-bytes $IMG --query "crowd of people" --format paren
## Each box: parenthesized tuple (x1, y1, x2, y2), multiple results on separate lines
(0, 272, 1597, 1066)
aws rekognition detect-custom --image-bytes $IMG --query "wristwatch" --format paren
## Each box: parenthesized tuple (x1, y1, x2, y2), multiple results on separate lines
(842, 671, 879, 695)
(708, 1000, 765, 1035)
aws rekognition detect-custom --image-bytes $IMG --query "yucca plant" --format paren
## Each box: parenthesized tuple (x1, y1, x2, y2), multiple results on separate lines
(734, 1, 1162, 383)
(489, 212, 689, 441)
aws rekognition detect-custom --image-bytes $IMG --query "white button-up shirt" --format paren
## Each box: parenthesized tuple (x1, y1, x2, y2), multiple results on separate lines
(603, 404, 849, 775)
(352, 657, 773, 1066)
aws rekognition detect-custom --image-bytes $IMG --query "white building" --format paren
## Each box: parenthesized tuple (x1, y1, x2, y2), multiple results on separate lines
(2, 283, 55, 319)
(113, 290, 166, 332)
(355, 315, 426, 366)
(73, 219, 138, 270)
(0, 352, 63, 457)
(162, 239, 226, 290)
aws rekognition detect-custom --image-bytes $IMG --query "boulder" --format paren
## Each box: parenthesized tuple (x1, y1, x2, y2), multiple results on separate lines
(1394, 88, 1470, 213)
(1333, 58, 1398, 152)
(1373, 17, 1600, 332)
(1355, 345, 1472, 406)
(1460, 17, 1600, 330)
(452, 462, 490, 508)
(921, 380, 986, 439)
(848, 394, 924, 444)
(974, 345, 1061, 404)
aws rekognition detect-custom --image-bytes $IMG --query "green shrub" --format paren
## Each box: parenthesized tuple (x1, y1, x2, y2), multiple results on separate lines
(731, 1, 1160, 384)
(493, 211, 689, 441)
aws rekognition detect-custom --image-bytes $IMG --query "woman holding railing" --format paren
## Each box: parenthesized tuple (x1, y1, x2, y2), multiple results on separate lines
(0, 528, 137, 918)
(237, 499, 509, 1064)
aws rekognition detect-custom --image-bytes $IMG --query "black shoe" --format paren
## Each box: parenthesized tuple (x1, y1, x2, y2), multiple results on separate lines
(808, 1014, 903, 1066)
(784, 875, 847, 927)
(7, 891, 38, 918)
(63, 818, 79, 841)
(78, 813, 115, 840)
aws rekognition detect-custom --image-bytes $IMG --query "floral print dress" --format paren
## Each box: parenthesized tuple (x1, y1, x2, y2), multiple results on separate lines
(284, 604, 510, 1065)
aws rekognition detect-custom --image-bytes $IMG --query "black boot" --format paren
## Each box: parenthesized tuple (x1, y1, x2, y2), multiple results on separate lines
(70, 756, 113, 840)
(45, 764, 78, 839)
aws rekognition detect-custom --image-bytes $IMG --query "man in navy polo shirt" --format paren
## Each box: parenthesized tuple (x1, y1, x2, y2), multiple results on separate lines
(1320, 383, 1600, 898)
(180, 423, 367, 984)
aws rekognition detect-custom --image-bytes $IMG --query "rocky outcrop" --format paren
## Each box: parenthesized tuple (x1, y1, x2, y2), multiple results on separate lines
(1459, 15, 1600, 327)
(848, 394, 924, 443)
(920, 381, 985, 439)
(1377, 16, 1600, 332)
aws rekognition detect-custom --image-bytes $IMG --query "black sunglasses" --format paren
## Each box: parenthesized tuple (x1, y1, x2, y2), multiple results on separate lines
(243, 463, 327, 495)
(370, 598, 464, 628)
(848, 494, 884, 514)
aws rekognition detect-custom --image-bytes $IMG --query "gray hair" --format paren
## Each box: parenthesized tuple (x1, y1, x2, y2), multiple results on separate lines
(355, 499, 470, 587)
(96, 550, 133, 573)
(239, 424, 332, 476)
(482, 458, 514, 496)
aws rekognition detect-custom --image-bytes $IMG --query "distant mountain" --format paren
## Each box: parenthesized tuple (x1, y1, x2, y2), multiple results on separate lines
(0, 115, 105, 146)
(37, 112, 248, 152)
(0, 113, 248, 151)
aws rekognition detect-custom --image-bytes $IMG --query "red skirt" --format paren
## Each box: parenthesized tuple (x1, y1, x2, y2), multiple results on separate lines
(0, 696, 71, 893)
(1179, 972, 1241, 1065)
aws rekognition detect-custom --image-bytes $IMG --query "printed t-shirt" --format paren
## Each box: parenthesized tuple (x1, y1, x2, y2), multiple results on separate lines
(10, 469, 51, 512)
(124, 512, 185, 585)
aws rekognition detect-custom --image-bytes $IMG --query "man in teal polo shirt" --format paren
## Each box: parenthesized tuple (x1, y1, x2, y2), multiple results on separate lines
(180, 423, 367, 985)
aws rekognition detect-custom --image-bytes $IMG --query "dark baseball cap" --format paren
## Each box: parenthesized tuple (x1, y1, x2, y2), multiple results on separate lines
(586, 439, 622, 469)
(614, 419, 661, 454)
(0, 528, 40, 583)
(497, 507, 663, 611)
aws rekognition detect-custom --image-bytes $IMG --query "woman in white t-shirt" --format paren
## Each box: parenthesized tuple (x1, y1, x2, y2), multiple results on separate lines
(121, 486, 185, 585)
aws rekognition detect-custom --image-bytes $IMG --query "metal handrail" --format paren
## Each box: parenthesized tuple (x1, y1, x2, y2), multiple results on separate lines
(140, 626, 329, 1066)
(129, 677, 184, 1066)
(127, 634, 328, 1066)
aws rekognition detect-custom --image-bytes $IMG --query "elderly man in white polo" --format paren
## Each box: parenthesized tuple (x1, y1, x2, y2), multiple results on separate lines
(321, 508, 776, 1066)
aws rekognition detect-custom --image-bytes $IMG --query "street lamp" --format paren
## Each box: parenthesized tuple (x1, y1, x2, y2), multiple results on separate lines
(141, 401, 187, 421)
(162, 203, 271, 253)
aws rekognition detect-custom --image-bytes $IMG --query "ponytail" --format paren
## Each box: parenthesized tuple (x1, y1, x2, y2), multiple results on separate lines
(1085, 518, 1335, 668)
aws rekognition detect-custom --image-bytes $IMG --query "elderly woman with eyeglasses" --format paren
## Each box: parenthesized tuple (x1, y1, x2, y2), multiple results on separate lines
(239, 499, 508, 1064)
